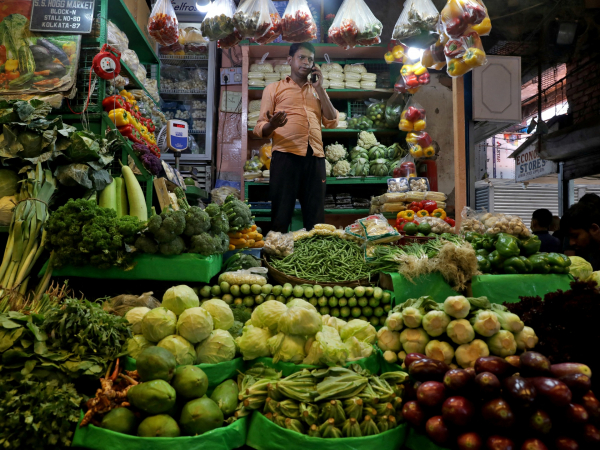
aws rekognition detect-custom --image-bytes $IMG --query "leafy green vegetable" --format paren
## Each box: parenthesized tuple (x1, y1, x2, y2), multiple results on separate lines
(0, 14, 28, 58)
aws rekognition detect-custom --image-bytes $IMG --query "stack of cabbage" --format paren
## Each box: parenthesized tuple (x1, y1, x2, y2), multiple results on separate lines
(377, 295, 537, 369)
(126, 285, 238, 365)
(236, 299, 378, 367)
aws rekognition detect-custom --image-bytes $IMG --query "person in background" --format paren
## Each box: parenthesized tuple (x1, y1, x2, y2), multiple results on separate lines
(561, 193, 600, 256)
(562, 202, 600, 270)
(254, 42, 339, 232)
(531, 209, 562, 253)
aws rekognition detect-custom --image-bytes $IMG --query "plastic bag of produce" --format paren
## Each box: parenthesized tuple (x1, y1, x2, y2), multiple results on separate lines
(263, 231, 294, 257)
(103, 292, 161, 316)
(358, 215, 401, 244)
(218, 29, 243, 49)
(445, 30, 487, 77)
(328, 0, 383, 49)
(421, 39, 447, 70)
(107, 20, 129, 50)
(406, 130, 435, 159)
(253, 0, 282, 44)
(399, 97, 426, 132)
(148, 0, 179, 46)
(394, 62, 430, 94)
(392, 0, 439, 45)
(233, 0, 271, 39)
(441, 0, 491, 38)
(366, 100, 386, 128)
(281, 0, 317, 43)
(201, 0, 236, 40)
(385, 92, 406, 128)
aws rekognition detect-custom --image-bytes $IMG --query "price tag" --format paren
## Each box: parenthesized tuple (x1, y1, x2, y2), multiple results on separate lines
(29, 0, 95, 34)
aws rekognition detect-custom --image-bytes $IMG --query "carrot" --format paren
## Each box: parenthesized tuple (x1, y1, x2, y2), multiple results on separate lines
(229, 238, 247, 246)
(34, 70, 50, 76)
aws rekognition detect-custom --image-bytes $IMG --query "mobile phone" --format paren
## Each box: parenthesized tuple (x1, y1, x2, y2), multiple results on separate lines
(311, 65, 318, 83)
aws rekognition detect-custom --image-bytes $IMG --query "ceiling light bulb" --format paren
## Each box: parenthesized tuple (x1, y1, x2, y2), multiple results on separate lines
(196, 0, 212, 13)
(407, 47, 424, 61)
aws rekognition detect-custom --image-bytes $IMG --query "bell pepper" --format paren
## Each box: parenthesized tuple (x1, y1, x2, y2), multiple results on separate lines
(407, 88, 420, 94)
(463, 32, 483, 50)
(495, 233, 521, 258)
(464, 232, 482, 243)
(477, 255, 492, 273)
(384, 52, 396, 64)
(418, 73, 430, 85)
(472, 17, 492, 36)
(392, 45, 406, 61)
(404, 106, 423, 122)
(483, 236, 496, 252)
(408, 201, 423, 212)
(413, 120, 426, 131)
(416, 210, 429, 217)
(547, 252, 572, 274)
(519, 236, 541, 256)
(146, 121, 156, 133)
(421, 200, 437, 213)
(412, 63, 427, 76)
(401, 64, 414, 76)
(118, 124, 143, 144)
(445, 40, 465, 58)
(503, 257, 528, 274)
(396, 217, 406, 230)
(108, 108, 129, 127)
(406, 133, 419, 145)
(488, 250, 505, 270)
(432, 208, 447, 219)
(423, 146, 435, 157)
(5, 59, 18, 72)
(519, 256, 533, 273)
(447, 58, 469, 77)
(463, 47, 486, 68)
(529, 254, 551, 274)
(405, 73, 419, 88)
(476, 249, 489, 257)
(464, 2, 486, 24)
(421, 49, 434, 68)
(445, 16, 468, 37)
(102, 95, 127, 112)
(131, 117, 142, 132)
(409, 145, 423, 158)
(399, 119, 413, 132)
(417, 132, 432, 148)
(6, 70, 20, 80)
(399, 210, 415, 221)
(394, 75, 407, 93)
(445, 217, 456, 227)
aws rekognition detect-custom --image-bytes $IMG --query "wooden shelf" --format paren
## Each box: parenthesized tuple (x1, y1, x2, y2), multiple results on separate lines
(244, 42, 389, 60)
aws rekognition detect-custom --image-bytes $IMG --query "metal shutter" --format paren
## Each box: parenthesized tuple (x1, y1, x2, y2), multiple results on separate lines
(490, 180, 559, 228)
(475, 186, 490, 211)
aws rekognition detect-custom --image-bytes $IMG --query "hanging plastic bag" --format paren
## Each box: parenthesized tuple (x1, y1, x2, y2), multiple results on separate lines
(365, 99, 386, 128)
(446, 30, 486, 77)
(406, 130, 435, 159)
(281, 0, 317, 43)
(233, 0, 271, 39)
(441, 0, 491, 38)
(385, 92, 407, 128)
(201, 0, 236, 41)
(394, 61, 430, 94)
(421, 39, 447, 70)
(392, 0, 439, 46)
(148, 0, 179, 46)
(399, 97, 426, 132)
(218, 29, 243, 49)
(327, 0, 383, 49)
(384, 41, 408, 64)
(253, 0, 282, 45)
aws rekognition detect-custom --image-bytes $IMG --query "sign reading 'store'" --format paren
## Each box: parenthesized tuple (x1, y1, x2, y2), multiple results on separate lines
(515, 147, 557, 182)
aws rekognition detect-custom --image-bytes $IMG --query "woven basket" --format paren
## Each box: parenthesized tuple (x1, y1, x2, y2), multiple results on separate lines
(262, 256, 376, 287)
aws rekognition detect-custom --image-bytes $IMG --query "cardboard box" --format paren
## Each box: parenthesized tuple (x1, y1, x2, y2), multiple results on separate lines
(136, 0, 151, 40)
(123, 0, 137, 18)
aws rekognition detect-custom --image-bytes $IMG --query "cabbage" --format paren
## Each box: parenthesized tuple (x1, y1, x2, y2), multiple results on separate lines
(303, 339, 324, 365)
(125, 307, 150, 335)
(251, 300, 287, 332)
(345, 336, 373, 361)
(316, 326, 348, 366)
(162, 285, 200, 316)
(267, 333, 306, 363)
(158, 335, 197, 365)
(569, 256, 593, 281)
(201, 299, 234, 330)
(340, 319, 377, 344)
(590, 271, 600, 286)
(278, 306, 322, 336)
(196, 329, 236, 364)
(177, 307, 214, 344)
(141, 307, 177, 343)
(286, 298, 317, 312)
(237, 325, 273, 360)
(127, 335, 154, 359)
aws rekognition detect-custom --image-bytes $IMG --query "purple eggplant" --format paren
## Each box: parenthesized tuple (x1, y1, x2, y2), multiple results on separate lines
(519, 352, 552, 377)
(565, 403, 589, 424)
(475, 356, 514, 378)
(417, 381, 446, 407)
(482, 398, 515, 428)
(402, 400, 426, 428)
(554, 437, 579, 450)
(442, 396, 475, 427)
(444, 368, 475, 392)
(486, 435, 515, 450)
(475, 372, 501, 397)
(521, 439, 548, 450)
(502, 375, 537, 407)
(530, 377, 572, 407)
(559, 374, 592, 398)
(582, 391, 600, 424)
(425, 416, 450, 446)
(409, 358, 450, 382)
(457, 432, 484, 450)
(405, 353, 427, 368)
(551, 363, 592, 378)
(528, 409, 552, 434)
(404, 380, 422, 401)
(583, 423, 600, 445)
(505, 355, 520, 369)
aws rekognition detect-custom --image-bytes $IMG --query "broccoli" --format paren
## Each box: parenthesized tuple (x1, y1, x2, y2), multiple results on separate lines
(135, 235, 159, 254)
(183, 206, 211, 236)
(159, 236, 186, 255)
(210, 211, 230, 235)
(216, 232, 230, 254)
(189, 232, 218, 256)
(222, 195, 253, 231)
(205, 203, 221, 218)
(147, 209, 186, 243)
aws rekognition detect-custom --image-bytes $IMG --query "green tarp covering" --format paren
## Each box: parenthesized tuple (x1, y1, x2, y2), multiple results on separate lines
(470, 274, 574, 304)
(386, 272, 457, 305)
(405, 427, 451, 450)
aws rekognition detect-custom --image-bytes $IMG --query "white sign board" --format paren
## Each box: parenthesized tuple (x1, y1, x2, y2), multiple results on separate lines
(515, 147, 557, 182)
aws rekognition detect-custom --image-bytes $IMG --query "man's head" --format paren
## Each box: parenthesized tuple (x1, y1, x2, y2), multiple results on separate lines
(563, 202, 600, 250)
(531, 209, 553, 232)
(288, 43, 315, 80)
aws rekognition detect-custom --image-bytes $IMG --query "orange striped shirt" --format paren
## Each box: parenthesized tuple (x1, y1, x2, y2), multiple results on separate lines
(253, 76, 339, 157)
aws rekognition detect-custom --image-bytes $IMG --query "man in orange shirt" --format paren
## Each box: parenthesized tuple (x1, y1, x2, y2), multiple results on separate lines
(254, 42, 339, 232)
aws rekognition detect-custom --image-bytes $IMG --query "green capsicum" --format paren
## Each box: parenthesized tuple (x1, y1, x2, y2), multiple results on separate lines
(519, 235, 541, 256)
(529, 253, 551, 274)
(503, 256, 528, 274)
(547, 252, 571, 274)
(482, 236, 496, 251)
(488, 250, 505, 270)
(495, 233, 521, 258)
(476, 249, 490, 257)
(477, 255, 492, 273)
(465, 232, 482, 243)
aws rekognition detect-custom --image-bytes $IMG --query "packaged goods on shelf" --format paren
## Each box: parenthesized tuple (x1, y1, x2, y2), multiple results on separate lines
(250, 62, 274, 73)
(339, 112, 347, 121)
(192, 120, 206, 131)
(248, 110, 260, 120)
(180, 26, 208, 45)
(249, 100, 262, 112)
(337, 120, 348, 129)
(107, 20, 129, 50)
(345, 72, 362, 82)
(322, 79, 330, 88)
(192, 110, 206, 119)
(122, 49, 141, 72)
(345, 63, 367, 73)
(381, 202, 407, 213)
(274, 63, 291, 74)
(321, 62, 344, 72)
(361, 72, 377, 82)
(249, 79, 266, 87)
(264, 73, 281, 82)
(409, 177, 429, 191)
(387, 177, 409, 193)
(248, 71, 265, 80)
(193, 100, 207, 110)
(346, 81, 361, 89)
(360, 81, 376, 90)
(329, 81, 345, 89)
(328, 71, 345, 80)
(265, 80, 278, 87)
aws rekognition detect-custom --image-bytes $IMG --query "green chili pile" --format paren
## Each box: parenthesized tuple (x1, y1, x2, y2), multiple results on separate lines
(269, 235, 377, 282)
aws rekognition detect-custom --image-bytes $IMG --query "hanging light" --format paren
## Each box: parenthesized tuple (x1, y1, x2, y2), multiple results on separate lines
(407, 47, 424, 61)
(196, 0, 211, 13)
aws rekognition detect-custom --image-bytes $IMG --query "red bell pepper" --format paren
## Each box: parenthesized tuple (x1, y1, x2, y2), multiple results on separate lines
(102, 95, 127, 112)
(418, 73, 430, 85)
(118, 124, 143, 144)
(146, 121, 156, 133)
(464, 3, 486, 25)
(405, 74, 420, 88)
(404, 106, 424, 122)
(421, 200, 438, 214)
(408, 201, 423, 213)
(416, 131, 432, 148)
(445, 217, 456, 227)
(444, 40, 464, 58)
(445, 17, 468, 37)
(394, 76, 407, 94)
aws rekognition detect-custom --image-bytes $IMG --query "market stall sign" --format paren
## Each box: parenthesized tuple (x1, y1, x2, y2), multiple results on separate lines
(29, 0, 95, 33)
(515, 147, 557, 182)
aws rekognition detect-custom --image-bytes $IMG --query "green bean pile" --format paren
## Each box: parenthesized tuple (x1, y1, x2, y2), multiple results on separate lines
(269, 235, 377, 282)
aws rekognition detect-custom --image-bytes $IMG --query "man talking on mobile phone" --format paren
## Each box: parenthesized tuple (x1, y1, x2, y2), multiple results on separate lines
(253, 42, 339, 232)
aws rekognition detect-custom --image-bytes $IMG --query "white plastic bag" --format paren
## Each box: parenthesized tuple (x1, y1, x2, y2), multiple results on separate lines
(281, 0, 317, 43)
(392, 0, 439, 41)
(253, 0, 282, 45)
(218, 29, 243, 49)
(233, 0, 272, 39)
(201, 0, 236, 41)
(328, 0, 383, 49)
(148, 0, 179, 46)
(107, 20, 128, 50)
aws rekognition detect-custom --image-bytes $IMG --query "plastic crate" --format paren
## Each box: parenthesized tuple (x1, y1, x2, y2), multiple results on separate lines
(349, 100, 368, 118)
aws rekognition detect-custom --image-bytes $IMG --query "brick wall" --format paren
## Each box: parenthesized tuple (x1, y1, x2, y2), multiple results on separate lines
(565, 55, 600, 124)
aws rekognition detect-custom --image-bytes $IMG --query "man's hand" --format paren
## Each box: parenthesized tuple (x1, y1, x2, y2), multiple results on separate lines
(311, 65, 324, 90)
(267, 111, 288, 129)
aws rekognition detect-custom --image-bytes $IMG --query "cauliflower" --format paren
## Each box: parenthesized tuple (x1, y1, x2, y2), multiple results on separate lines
(325, 142, 347, 163)
(325, 159, 332, 177)
(332, 160, 351, 177)
(357, 131, 378, 150)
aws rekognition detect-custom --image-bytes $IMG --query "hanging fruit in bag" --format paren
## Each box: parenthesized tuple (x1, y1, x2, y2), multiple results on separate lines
(253, 1, 282, 45)
(392, 0, 439, 48)
(399, 97, 426, 132)
(328, 0, 383, 49)
(201, 0, 236, 41)
(281, 0, 317, 43)
(445, 29, 487, 77)
(147, 0, 179, 46)
(218, 29, 243, 50)
(385, 41, 408, 64)
(233, 0, 273, 40)
(441, 0, 491, 37)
